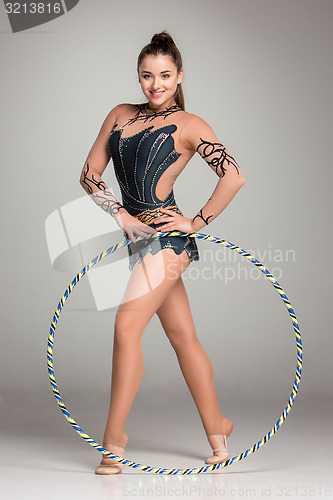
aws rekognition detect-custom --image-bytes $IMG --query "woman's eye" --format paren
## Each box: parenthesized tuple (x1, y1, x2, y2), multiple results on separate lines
(142, 74, 170, 79)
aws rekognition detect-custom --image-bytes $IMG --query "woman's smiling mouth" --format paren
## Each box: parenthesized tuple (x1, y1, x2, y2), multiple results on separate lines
(150, 91, 164, 97)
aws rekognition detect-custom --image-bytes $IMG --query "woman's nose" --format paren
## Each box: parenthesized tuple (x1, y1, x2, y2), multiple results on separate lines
(151, 79, 162, 89)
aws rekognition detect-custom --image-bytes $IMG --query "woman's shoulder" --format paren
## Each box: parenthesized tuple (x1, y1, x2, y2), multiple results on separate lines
(100, 103, 139, 129)
(112, 102, 145, 122)
(180, 111, 216, 150)
(182, 111, 211, 128)
(105, 102, 139, 118)
(116, 102, 141, 111)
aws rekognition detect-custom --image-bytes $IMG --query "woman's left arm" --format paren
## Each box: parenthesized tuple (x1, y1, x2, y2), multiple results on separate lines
(184, 114, 245, 231)
(154, 114, 245, 233)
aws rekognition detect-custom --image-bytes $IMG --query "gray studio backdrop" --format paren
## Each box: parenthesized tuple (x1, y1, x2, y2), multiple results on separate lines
(1, 0, 332, 450)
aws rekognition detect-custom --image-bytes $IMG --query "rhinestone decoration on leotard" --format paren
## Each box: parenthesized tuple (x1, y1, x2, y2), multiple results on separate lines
(108, 124, 181, 218)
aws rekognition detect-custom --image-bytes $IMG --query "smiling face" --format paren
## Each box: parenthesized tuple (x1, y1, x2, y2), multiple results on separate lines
(138, 53, 183, 111)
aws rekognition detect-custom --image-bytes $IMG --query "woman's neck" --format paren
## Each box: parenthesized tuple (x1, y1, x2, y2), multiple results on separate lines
(145, 100, 178, 113)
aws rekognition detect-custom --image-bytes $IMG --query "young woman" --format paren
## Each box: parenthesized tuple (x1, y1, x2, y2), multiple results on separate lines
(80, 31, 245, 474)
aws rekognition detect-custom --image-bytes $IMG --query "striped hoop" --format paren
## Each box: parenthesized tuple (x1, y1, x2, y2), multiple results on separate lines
(47, 230, 303, 475)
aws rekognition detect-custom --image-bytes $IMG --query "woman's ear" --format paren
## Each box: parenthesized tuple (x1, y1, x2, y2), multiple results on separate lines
(177, 68, 184, 84)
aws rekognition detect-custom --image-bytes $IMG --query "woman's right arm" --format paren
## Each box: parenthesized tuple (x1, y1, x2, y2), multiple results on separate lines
(79, 105, 157, 242)
(79, 104, 127, 224)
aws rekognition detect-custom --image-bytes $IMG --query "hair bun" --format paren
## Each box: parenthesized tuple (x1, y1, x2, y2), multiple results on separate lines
(151, 31, 174, 44)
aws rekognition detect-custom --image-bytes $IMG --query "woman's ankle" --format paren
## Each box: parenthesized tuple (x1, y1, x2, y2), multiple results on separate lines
(103, 429, 128, 449)
(205, 417, 233, 438)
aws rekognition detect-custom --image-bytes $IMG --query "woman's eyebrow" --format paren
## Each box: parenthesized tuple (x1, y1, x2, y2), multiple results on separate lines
(141, 70, 172, 74)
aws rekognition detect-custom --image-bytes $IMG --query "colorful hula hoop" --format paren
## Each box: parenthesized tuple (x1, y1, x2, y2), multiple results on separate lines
(47, 230, 303, 475)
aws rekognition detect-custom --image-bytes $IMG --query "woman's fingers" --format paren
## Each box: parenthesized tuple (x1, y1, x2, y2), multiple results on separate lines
(126, 229, 137, 243)
(127, 224, 157, 242)
(159, 208, 176, 215)
(144, 226, 158, 235)
(153, 216, 174, 224)
(155, 223, 175, 232)
(139, 225, 158, 237)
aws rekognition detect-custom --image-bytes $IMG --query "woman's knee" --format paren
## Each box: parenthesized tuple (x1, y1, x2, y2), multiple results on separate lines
(167, 327, 198, 351)
(114, 309, 143, 346)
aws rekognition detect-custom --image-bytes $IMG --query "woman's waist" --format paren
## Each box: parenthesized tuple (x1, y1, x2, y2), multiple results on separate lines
(121, 189, 178, 218)
(133, 205, 183, 225)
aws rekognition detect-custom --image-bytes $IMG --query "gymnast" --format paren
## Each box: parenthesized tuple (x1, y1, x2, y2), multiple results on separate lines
(79, 30, 245, 474)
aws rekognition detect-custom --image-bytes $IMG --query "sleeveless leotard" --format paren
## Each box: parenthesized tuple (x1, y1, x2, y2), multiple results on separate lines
(81, 102, 242, 271)
(107, 105, 200, 271)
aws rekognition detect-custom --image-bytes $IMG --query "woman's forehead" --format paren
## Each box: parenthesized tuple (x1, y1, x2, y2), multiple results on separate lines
(139, 53, 176, 72)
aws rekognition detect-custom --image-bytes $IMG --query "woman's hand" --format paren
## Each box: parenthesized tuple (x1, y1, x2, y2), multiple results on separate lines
(153, 208, 196, 233)
(116, 211, 157, 243)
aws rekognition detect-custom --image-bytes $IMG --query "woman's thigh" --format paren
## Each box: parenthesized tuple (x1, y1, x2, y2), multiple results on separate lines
(115, 248, 191, 337)
(155, 275, 198, 348)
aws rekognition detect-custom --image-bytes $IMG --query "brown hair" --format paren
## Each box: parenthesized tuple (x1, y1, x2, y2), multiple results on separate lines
(137, 31, 185, 110)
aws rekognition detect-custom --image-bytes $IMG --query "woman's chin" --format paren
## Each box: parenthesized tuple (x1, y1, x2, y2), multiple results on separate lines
(145, 94, 175, 110)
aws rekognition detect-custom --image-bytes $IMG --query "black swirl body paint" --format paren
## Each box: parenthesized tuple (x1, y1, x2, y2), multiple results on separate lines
(196, 138, 240, 178)
(82, 161, 124, 218)
(192, 208, 213, 226)
(123, 103, 182, 127)
(192, 138, 241, 227)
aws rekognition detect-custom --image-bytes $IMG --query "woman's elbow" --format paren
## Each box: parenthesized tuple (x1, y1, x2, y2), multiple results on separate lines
(79, 176, 85, 189)
(230, 172, 245, 187)
(79, 165, 89, 187)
